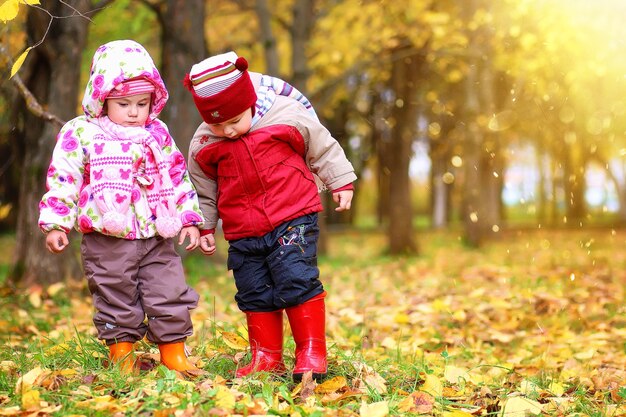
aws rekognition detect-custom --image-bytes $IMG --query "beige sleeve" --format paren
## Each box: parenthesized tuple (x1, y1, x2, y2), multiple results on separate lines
(296, 118, 358, 191)
(188, 124, 219, 231)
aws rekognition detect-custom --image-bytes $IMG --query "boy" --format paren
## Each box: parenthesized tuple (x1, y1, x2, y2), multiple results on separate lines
(184, 52, 356, 381)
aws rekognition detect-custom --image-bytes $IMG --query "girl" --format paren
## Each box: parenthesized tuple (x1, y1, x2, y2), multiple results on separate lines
(39, 40, 204, 375)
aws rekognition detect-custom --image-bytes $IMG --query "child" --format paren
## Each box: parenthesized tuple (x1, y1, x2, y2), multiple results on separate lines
(184, 51, 357, 381)
(39, 40, 205, 374)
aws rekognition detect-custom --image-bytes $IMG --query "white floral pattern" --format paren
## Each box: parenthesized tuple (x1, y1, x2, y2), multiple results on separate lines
(39, 40, 203, 239)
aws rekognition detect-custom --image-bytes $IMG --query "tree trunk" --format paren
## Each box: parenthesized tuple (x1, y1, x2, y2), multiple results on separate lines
(387, 46, 421, 255)
(255, 0, 279, 75)
(563, 134, 587, 225)
(536, 140, 547, 225)
(321, 99, 355, 226)
(461, 0, 497, 247)
(550, 155, 561, 226)
(290, 0, 314, 90)
(158, 0, 207, 155)
(429, 116, 454, 229)
(461, 56, 484, 245)
(9, 2, 93, 287)
(479, 134, 503, 233)
(374, 91, 391, 227)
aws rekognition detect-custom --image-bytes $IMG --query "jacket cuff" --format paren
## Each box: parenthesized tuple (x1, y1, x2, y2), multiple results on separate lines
(200, 228, 215, 236)
(331, 183, 354, 193)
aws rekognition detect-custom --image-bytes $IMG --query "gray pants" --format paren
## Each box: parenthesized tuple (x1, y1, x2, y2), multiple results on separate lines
(81, 233, 199, 345)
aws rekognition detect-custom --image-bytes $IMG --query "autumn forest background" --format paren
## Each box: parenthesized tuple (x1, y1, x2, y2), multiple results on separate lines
(1, 0, 626, 416)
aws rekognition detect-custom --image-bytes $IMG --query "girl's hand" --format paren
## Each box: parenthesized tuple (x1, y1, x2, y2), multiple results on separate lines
(179, 226, 200, 251)
(46, 230, 69, 253)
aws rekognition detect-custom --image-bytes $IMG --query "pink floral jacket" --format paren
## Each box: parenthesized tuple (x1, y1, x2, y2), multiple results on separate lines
(39, 40, 203, 239)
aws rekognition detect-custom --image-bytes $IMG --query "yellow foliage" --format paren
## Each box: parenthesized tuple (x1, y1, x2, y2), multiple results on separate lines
(315, 375, 347, 394)
(0, 204, 11, 220)
(46, 343, 70, 355)
(15, 366, 44, 394)
(397, 391, 435, 414)
(444, 365, 470, 384)
(502, 396, 544, 416)
(75, 395, 124, 413)
(420, 372, 443, 398)
(442, 411, 474, 417)
(10, 47, 31, 78)
(0, 0, 38, 23)
(359, 400, 389, 417)
(20, 389, 40, 410)
(213, 385, 236, 411)
(0, 0, 20, 22)
(221, 331, 248, 350)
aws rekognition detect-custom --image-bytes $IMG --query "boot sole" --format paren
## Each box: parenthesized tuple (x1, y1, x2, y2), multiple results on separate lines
(293, 372, 326, 383)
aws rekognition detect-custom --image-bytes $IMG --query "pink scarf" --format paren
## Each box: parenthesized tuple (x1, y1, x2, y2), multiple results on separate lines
(90, 116, 182, 238)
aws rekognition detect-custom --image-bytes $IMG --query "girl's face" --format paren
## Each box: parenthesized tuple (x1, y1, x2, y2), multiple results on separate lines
(207, 108, 253, 139)
(105, 93, 151, 127)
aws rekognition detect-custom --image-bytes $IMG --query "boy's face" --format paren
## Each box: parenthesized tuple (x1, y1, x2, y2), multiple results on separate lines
(105, 93, 151, 127)
(207, 109, 252, 139)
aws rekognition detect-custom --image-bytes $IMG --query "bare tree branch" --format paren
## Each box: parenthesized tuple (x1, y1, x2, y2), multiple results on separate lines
(11, 73, 65, 128)
(0, 1, 117, 128)
(0, 44, 65, 129)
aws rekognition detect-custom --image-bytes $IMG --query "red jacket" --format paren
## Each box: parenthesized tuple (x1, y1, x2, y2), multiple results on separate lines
(194, 124, 323, 240)
(188, 74, 357, 241)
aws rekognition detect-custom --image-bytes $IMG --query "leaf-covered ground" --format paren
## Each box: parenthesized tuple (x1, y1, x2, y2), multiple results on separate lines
(1, 228, 626, 416)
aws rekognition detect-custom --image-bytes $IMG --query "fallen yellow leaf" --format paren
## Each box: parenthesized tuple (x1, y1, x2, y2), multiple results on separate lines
(502, 396, 543, 416)
(397, 391, 435, 414)
(15, 366, 44, 394)
(21, 389, 40, 410)
(359, 400, 389, 417)
(0, 406, 21, 416)
(444, 365, 469, 384)
(315, 375, 347, 394)
(46, 343, 70, 355)
(574, 349, 595, 360)
(27, 284, 42, 308)
(420, 372, 443, 398)
(221, 331, 249, 350)
(47, 282, 65, 297)
(442, 410, 475, 417)
(214, 385, 235, 410)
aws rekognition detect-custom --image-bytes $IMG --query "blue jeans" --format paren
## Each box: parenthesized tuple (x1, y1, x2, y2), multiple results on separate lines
(227, 214, 324, 311)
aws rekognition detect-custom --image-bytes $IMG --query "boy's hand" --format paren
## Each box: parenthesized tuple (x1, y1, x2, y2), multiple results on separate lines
(199, 233, 217, 256)
(333, 190, 353, 212)
(179, 226, 200, 251)
(46, 230, 69, 253)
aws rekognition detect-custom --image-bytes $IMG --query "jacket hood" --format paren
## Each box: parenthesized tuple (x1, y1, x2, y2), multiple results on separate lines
(81, 39, 168, 121)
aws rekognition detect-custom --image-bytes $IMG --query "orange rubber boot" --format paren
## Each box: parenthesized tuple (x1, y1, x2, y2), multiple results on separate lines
(108, 342, 136, 374)
(236, 310, 286, 378)
(158, 342, 200, 372)
(286, 292, 328, 382)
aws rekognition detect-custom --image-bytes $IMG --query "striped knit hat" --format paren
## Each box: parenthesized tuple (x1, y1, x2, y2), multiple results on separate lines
(108, 77, 155, 98)
(184, 51, 257, 124)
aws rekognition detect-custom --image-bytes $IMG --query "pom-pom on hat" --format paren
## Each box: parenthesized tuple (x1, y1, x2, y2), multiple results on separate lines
(108, 77, 156, 99)
(184, 51, 257, 124)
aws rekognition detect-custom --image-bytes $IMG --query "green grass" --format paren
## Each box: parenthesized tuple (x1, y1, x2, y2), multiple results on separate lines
(2, 228, 626, 415)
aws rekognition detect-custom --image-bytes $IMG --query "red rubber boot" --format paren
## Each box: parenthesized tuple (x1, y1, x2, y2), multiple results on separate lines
(236, 310, 286, 377)
(286, 292, 328, 382)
